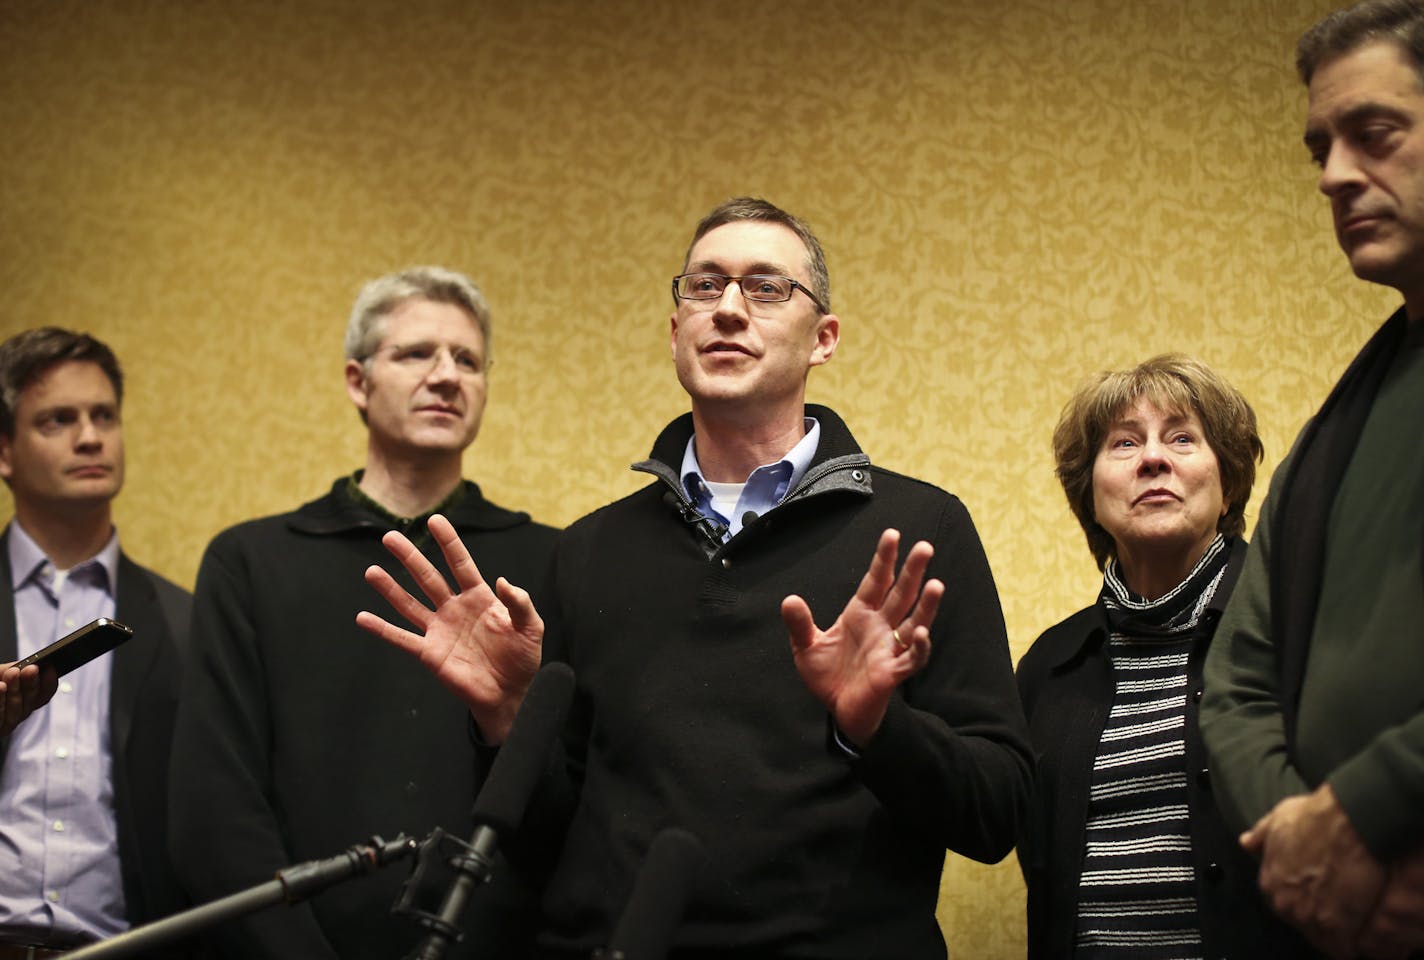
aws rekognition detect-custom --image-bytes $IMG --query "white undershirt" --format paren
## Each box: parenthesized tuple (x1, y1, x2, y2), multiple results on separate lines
(702, 479, 745, 525)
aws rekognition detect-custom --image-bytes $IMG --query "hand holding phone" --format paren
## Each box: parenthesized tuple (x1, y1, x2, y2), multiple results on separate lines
(1, 661, 60, 737)
(16, 617, 133, 677)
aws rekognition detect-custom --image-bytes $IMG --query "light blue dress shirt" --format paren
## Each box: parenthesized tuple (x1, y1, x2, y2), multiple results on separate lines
(680, 418, 821, 540)
(0, 522, 128, 943)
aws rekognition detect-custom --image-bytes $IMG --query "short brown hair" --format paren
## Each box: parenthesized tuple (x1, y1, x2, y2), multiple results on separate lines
(0, 327, 124, 437)
(1297, 0, 1424, 86)
(682, 197, 832, 312)
(1052, 354, 1263, 569)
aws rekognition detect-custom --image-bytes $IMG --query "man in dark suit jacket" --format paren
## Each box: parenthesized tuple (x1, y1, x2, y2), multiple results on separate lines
(0, 327, 189, 956)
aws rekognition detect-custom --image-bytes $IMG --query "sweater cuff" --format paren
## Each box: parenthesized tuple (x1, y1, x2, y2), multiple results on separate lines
(1328, 740, 1424, 861)
(825, 714, 863, 759)
(468, 712, 499, 751)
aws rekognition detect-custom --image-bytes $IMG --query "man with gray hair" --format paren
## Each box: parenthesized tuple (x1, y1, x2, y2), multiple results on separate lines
(1202, 2, 1424, 957)
(169, 267, 557, 959)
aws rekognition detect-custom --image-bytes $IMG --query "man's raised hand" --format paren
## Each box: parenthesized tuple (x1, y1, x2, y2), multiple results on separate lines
(782, 529, 943, 747)
(356, 514, 543, 743)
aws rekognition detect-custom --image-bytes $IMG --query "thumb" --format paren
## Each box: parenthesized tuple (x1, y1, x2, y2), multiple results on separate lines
(781, 595, 816, 653)
(495, 577, 544, 639)
(1240, 822, 1266, 857)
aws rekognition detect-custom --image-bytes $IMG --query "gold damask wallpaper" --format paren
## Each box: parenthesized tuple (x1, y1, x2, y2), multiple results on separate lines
(0, 0, 1403, 954)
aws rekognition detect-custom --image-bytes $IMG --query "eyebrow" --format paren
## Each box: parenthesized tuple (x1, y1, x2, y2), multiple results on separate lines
(1305, 100, 1412, 145)
(1109, 413, 1193, 430)
(32, 401, 119, 418)
(388, 339, 481, 354)
(687, 260, 792, 277)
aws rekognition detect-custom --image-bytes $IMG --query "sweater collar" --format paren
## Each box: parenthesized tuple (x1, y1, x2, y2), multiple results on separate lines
(286, 474, 531, 537)
(635, 403, 870, 496)
(1049, 536, 1248, 672)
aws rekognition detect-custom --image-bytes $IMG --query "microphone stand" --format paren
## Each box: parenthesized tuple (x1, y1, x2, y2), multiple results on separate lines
(58, 835, 418, 960)
(399, 830, 497, 960)
(400, 663, 577, 960)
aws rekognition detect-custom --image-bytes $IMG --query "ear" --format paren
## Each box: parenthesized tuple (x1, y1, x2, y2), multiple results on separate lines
(808, 313, 840, 368)
(344, 359, 370, 415)
(669, 310, 680, 361)
(0, 433, 12, 483)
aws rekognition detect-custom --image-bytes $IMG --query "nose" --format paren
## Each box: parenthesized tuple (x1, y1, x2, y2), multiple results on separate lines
(1136, 439, 1171, 475)
(74, 414, 103, 451)
(1318, 141, 1365, 199)
(710, 280, 751, 328)
(424, 348, 462, 385)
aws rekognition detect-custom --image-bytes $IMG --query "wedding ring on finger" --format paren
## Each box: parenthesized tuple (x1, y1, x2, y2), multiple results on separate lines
(891, 628, 909, 653)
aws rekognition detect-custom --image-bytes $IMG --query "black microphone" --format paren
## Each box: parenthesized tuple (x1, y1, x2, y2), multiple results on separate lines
(470, 661, 576, 835)
(662, 491, 728, 543)
(595, 828, 705, 960)
(406, 662, 576, 959)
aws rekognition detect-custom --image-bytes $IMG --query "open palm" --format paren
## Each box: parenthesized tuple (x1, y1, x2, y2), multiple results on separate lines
(782, 529, 943, 746)
(356, 514, 543, 743)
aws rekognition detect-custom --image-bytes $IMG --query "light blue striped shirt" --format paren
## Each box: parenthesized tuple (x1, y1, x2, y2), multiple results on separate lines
(0, 521, 127, 943)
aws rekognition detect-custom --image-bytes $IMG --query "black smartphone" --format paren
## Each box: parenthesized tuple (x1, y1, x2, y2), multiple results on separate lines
(15, 618, 133, 677)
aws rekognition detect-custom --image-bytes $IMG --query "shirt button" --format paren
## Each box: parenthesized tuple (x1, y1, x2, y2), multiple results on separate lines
(1192, 688, 1204, 703)
(64, 617, 75, 628)
(59, 681, 73, 695)
(55, 747, 69, 759)
(53, 820, 65, 832)
(721, 558, 732, 570)
(47, 890, 60, 903)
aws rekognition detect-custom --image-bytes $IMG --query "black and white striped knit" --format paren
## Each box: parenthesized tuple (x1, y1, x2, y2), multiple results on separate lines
(1072, 535, 1231, 959)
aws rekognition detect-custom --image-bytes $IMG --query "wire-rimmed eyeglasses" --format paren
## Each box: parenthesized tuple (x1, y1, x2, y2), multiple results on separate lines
(367, 341, 488, 379)
(672, 273, 828, 315)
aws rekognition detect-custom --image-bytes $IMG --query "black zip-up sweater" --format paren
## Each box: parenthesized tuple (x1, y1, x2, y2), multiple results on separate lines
(525, 406, 1032, 960)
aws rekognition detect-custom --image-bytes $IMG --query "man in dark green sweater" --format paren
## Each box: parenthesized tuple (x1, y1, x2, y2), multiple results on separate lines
(1201, 3, 1424, 958)
(360, 199, 1033, 958)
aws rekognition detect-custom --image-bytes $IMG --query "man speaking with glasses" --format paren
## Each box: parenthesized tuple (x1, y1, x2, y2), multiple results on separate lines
(169, 267, 557, 960)
(359, 201, 1033, 958)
